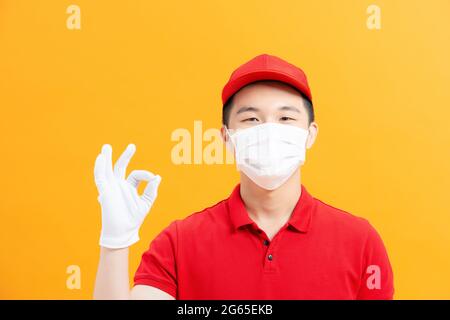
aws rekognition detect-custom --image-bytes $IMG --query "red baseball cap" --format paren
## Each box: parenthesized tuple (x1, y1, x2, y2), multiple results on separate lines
(222, 53, 312, 106)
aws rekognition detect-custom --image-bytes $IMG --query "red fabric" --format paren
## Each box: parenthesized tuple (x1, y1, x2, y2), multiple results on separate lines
(134, 184, 394, 299)
(221, 54, 312, 106)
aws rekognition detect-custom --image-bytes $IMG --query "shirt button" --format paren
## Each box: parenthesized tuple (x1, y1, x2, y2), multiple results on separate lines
(263, 240, 270, 246)
(267, 254, 273, 261)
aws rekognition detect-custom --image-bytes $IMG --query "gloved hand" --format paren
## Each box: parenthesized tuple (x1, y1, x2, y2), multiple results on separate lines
(94, 144, 161, 249)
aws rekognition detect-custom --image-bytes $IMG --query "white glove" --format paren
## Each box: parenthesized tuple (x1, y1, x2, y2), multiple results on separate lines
(94, 143, 161, 249)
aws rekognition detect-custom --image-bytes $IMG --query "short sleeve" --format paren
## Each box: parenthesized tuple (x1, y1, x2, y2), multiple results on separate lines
(133, 220, 178, 299)
(357, 222, 394, 300)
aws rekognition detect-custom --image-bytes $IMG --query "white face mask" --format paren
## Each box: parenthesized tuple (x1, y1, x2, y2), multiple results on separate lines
(225, 122, 309, 190)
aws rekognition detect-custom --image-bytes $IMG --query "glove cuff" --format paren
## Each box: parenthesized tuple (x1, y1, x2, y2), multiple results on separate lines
(99, 230, 140, 249)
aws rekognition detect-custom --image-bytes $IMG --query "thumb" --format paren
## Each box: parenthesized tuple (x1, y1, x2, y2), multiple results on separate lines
(127, 170, 153, 187)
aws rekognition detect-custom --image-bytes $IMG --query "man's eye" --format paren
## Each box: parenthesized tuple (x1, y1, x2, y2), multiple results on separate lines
(242, 118, 259, 122)
(280, 116, 296, 121)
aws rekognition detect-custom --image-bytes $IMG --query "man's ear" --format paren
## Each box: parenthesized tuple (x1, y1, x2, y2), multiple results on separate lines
(306, 122, 318, 149)
(220, 125, 228, 144)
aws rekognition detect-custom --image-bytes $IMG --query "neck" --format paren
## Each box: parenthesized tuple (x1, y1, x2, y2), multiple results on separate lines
(239, 170, 302, 227)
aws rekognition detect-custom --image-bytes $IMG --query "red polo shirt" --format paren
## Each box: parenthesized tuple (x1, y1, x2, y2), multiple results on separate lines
(134, 184, 394, 299)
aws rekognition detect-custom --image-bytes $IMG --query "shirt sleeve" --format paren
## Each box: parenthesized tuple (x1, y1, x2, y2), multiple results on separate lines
(133, 220, 178, 299)
(356, 221, 394, 300)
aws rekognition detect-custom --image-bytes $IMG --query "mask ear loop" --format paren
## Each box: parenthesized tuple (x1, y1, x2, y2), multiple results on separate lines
(305, 127, 311, 150)
(224, 126, 241, 168)
(224, 126, 236, 151)
(300, 128, 310, 166)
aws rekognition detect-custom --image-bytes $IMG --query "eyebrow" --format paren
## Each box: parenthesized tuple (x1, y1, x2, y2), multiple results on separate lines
(278, 105, 301, 113)
(235, 105, 302, 115)
(236, 106, 260, 115)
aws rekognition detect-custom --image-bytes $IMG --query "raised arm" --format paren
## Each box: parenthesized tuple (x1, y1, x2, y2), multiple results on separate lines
(92, 144, 173, 299)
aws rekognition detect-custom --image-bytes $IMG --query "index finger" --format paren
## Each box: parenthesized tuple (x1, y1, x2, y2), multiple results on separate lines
(114, 143, 136, 179)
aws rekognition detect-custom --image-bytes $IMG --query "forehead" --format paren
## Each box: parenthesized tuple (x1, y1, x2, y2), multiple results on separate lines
(232, 80, 304, 108)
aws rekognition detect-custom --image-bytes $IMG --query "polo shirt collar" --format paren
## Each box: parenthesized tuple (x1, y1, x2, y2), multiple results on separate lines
(227, 183, 315, 233)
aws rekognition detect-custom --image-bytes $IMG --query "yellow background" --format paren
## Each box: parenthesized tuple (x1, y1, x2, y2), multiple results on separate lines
(1, 0, 449, 299)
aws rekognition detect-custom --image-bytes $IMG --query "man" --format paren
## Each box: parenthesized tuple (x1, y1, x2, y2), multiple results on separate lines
(93, 54, 394, 299)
